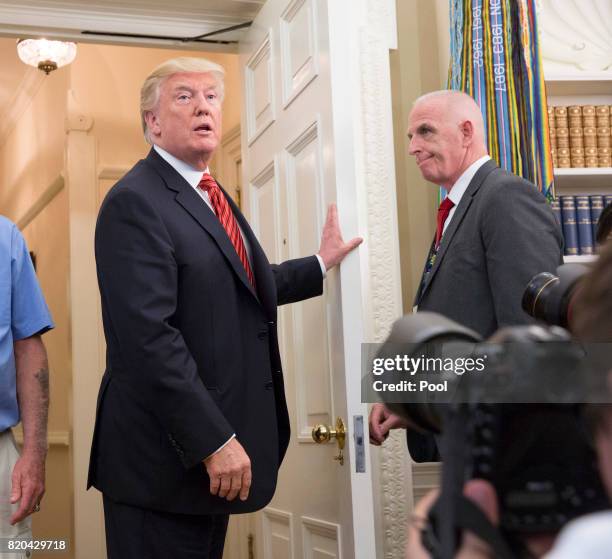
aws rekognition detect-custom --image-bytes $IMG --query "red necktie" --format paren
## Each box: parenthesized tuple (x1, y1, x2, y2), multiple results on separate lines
(198, 174, 256, 288)
(435, 197, 455, 248)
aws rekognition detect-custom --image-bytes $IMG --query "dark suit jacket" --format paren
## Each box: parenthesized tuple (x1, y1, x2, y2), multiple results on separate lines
(408, 160, 563, 462)
(87, 148, 323, 515)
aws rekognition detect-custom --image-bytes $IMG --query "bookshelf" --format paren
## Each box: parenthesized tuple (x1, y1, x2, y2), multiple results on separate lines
(554, 168, 612, 194)
(563, 255, 598, 264)
(546, 68, 612, 263)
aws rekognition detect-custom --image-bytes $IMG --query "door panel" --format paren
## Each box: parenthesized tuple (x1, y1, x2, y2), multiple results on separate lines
(239, 0, 382, 557)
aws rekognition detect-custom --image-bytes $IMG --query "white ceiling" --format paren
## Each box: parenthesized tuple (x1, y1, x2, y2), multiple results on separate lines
(0, 0, 264, 49)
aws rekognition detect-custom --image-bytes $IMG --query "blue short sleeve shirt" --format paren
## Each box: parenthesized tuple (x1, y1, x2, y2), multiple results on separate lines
(0, 216, 54, 431)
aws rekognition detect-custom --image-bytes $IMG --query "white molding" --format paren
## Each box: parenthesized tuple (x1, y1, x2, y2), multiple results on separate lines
(284, 119, 334, 442)
(0, 3, 250, 51)
(262, 507, 294, 559)
(248, 158, 281, 260)
(65, 88, 106, 558)
(66, 89, 94, 133)
(16, 174, 65, 230)
(355, 1, 409, 557)
(411, 462, 441, 503)
(0, 67, 44, 149)
(301, 516, 341, 559)
(222, 124, 242, 148)
(280, 0, 319, 109)
(245, 30, 276, 146)
(380, 432, 413, 559)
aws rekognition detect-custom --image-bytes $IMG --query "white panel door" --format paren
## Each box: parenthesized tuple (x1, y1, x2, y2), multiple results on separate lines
(238, 1, 381, 558)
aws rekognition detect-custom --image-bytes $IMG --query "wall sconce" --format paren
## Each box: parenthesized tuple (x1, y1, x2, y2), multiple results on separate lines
(17, 38, 77, 75)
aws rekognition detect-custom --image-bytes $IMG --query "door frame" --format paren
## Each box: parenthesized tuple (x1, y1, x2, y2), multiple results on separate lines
(234, 1, 409, 557)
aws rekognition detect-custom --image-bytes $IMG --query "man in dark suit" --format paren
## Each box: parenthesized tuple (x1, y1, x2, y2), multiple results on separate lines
(369, 90, 563, 461)
(88, 57, 361, 559)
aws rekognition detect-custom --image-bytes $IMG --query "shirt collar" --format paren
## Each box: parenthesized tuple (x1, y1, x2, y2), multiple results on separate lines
(447, 155, 491, 206)
(153, 144, 209, 189)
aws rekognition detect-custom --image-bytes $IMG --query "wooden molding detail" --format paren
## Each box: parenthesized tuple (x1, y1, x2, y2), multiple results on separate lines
(13, 429, 70, 448)
(16, 174, 65, 230)
(65, 89, 94, 132)
(222, 124, 242, 148)
(356, 1, 409, 558)
(98, 165, 131, 181)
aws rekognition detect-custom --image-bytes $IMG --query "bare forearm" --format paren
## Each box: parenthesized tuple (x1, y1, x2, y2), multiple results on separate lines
(14, 336, 49, 458)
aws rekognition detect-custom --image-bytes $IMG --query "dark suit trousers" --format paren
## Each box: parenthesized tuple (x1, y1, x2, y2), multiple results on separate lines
(103, 495, 229, 559)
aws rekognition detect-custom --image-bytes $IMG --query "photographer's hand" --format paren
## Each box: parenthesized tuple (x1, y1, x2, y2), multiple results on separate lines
(406, 480, 556, 558)
(369, 403, 409, 445)
(406, 480, 498, 558)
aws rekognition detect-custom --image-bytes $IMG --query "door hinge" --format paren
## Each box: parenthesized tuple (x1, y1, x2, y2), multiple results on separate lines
(248, 532, 255, 559)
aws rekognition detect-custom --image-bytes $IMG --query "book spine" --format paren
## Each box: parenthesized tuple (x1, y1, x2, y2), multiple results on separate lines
(561, 196, 579, 256)
(550, 198, 562, 227)
(590, 195, 604, 242)
(575, 195, 594, 254)
(605, 195, 612, 207)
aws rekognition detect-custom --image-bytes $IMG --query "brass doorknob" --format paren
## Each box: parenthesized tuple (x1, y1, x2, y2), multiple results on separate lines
(311, 417, 346, 465)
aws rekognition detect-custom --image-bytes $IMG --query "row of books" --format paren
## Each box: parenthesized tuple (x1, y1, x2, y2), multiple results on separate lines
(548, 105, 611, 168)
(551, 195, 612, 255)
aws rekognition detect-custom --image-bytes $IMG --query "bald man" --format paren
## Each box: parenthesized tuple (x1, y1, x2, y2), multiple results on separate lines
(369, 91, 563, 461)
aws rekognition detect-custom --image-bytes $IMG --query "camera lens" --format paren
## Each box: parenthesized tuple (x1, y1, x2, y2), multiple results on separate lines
(522, 272, 560, 321)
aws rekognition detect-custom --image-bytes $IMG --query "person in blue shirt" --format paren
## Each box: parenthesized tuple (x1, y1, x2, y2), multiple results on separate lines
(0, 216, 53, 547)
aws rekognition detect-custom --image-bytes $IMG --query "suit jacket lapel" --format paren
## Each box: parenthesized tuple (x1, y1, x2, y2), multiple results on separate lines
(224, 188, 277, 319)
(414, 160, 498, 306)
(145, 149, 260, 303)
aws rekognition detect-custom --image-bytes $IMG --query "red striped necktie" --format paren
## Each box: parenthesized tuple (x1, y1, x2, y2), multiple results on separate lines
(435, 197, 455, 249)
(198, 173, 256, 288)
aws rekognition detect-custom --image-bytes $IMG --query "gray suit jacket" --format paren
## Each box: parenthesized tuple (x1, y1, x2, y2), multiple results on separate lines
(408, 159, 564, 461)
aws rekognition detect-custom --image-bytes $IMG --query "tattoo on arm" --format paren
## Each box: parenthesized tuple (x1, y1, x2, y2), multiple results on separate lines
(34, 367, 50, 394)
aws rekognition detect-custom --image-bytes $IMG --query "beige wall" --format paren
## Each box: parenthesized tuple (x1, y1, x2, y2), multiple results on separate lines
(0, 64, 73, 556)
(0, 42, 241, 558)
(0, 68, 68, 223)
(20, 187, 73, 556)
(391, 0, 450, 312)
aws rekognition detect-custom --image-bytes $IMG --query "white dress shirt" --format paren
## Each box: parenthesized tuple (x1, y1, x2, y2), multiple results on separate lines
(153, 145, 326, 276)
(443, 155, 491, 236)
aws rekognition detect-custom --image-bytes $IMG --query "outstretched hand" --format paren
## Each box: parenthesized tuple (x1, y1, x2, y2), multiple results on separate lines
(318, 204, 363, 271)
(406, 480, 499, 558)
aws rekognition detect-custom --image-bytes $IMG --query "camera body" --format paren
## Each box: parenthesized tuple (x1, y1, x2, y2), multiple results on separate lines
(379, 305, 610, 535)
(468, 403, 607, 533)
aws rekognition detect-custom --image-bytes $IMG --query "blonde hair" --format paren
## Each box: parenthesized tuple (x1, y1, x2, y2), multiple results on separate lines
(140, 57, 225, 144)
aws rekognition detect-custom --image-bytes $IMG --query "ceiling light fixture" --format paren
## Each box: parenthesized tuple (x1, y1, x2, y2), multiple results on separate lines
(17, 38, 77, 75)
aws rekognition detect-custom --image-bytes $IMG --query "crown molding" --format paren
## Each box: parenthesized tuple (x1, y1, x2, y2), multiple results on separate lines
(0, 3, 249, 51)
